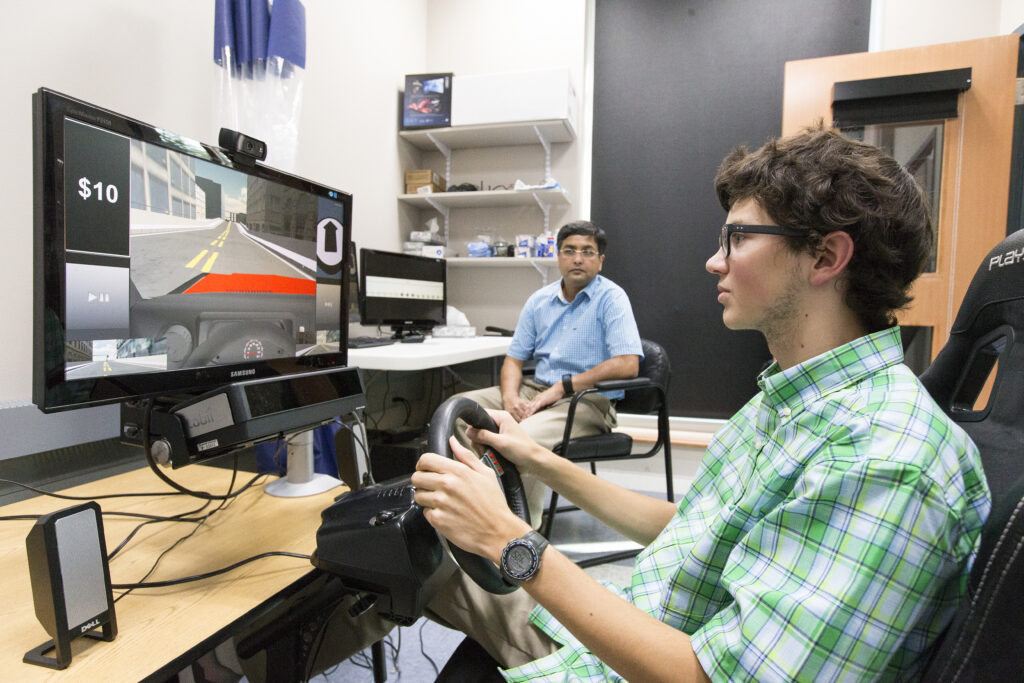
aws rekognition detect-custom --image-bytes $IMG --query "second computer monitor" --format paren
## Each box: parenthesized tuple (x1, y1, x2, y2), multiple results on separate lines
(358, 249, 446, 338)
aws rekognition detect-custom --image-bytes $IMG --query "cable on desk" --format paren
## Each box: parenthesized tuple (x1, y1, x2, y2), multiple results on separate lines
(111, 550, 311, 591)
(140, 397, 267, 501)
(0, 477, 187, 500)
(106, 498, 218, 560)
(113, 453, 249, 601)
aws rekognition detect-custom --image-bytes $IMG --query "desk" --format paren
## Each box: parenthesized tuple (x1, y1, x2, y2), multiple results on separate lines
(348, 336, 511, 372)
(0, 465, 341, 681)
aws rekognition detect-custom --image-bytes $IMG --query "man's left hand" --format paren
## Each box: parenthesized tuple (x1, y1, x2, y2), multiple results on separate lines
(411, 437, 529, 560)
(523, 384, 564, 418)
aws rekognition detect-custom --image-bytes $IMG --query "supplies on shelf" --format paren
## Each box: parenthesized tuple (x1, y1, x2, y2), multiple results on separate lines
(405, 168, 447, 194)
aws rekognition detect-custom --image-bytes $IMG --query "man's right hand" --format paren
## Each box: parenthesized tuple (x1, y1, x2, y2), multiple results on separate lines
(502, 394, 532, 422)
(466, 409, 551, 477)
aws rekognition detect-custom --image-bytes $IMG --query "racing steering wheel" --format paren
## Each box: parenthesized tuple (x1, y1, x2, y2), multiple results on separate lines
(426, 397, 530, 594)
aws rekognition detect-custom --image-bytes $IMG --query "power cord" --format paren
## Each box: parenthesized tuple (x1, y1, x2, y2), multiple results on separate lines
(0, 477, 186, 501)
(140, 397, 266, 500)
(418, 619, 441, 676)
(111, 550, 310, 592)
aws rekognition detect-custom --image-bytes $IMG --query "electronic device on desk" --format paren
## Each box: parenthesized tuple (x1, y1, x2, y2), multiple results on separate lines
(348, 336, 396, 349)
(32, 87, 366, 497)
(359, 248, 446, 340)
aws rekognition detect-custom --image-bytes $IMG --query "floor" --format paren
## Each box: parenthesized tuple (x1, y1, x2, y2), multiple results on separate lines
(317, 497, 640, 682)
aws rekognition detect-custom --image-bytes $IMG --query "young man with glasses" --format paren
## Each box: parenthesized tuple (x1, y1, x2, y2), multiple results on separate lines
(292, 128, 987, 682)
(399, 127, 989, 681)
(451, 220, 644, 527)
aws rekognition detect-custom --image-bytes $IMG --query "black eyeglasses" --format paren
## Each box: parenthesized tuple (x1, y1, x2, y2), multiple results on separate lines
(718, 223, 809, 258)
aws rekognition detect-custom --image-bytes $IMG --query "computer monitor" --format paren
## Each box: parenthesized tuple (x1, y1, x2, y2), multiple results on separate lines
(358, 249, 446, 338)
(32, 88, 357, 415)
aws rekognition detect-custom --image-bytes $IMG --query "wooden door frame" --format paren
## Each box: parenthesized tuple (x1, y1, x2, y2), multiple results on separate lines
(782, 34, 1020, 358)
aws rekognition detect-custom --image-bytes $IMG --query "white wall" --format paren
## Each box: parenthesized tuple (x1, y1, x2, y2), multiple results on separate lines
(1, 0, 1023, 455)
(0, 0, 427, 410)
(871, 0, 1024, 50)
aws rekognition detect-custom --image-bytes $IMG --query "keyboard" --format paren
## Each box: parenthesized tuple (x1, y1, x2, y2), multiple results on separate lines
(348, 336, 397, 349)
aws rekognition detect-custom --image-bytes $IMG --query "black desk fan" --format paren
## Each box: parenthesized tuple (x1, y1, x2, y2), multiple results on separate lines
(311, 397, 531, 624)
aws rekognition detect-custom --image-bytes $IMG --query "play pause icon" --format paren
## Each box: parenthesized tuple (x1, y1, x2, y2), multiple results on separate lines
(88, 293, 111, 303)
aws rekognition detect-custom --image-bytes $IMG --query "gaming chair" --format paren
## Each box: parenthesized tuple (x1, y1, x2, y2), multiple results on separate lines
(918, 228, 1024, 681)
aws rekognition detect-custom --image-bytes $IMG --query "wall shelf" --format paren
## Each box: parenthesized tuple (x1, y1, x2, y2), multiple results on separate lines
(399, 119, 575, 151)
(447, 257, 558, 267)
(398, 187, 569, 210)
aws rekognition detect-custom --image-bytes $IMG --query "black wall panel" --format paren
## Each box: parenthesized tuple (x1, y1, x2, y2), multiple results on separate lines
(593, 0, 870, 418)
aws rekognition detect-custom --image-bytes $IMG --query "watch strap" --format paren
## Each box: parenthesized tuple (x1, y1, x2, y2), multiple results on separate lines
(561, 373, 574, 395)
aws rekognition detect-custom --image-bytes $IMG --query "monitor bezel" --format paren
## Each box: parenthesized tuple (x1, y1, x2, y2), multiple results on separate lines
(357, 248, 447, 333)
(32, 87, 354, 413)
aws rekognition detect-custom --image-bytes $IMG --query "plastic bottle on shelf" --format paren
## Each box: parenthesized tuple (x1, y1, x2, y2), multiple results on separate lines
(536, 230, 555, 258)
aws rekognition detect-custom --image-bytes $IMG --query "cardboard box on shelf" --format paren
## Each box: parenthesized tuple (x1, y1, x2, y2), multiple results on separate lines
(406, 182, 445, 194)
(405, 169, 446, 192)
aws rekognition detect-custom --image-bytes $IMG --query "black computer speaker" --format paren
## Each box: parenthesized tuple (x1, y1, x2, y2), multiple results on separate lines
(23, 501, 117, 670)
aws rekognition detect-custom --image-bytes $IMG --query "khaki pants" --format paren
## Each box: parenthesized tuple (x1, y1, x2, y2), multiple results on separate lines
(304, 567, 560, 676)
(452, 380, 617, 528)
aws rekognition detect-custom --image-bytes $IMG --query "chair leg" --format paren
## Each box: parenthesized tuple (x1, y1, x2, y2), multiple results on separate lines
(371, 639, 387, 682)
(575, 547, 641, 569)
(541, 490, 559, 539)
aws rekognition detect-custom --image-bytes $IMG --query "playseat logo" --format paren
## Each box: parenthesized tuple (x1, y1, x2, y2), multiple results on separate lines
(79, 618, 100, 633)
(989, 246, 1024, 270)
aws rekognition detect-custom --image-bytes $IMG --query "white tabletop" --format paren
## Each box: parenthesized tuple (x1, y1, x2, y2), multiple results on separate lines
(347, 335, 511, 371)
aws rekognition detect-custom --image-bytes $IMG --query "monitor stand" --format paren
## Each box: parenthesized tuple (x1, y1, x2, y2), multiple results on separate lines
(390, 324, 431, 340)
(265, 428, 343, 497)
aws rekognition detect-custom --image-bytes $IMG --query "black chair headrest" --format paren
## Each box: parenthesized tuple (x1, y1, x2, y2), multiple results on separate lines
(920, 228, 1024, 506)
(618, 339, 671, 415)
(949, 228, 1024, 335)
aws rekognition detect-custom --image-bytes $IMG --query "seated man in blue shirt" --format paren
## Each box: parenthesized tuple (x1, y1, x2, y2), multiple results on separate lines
(402, 127, 990, 681)
(453, 220, 644, 526)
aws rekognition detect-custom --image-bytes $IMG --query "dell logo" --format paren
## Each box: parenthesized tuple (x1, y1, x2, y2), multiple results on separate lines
(80, 618, 101, 633)
(191, 411, 214, 428)
(230, 368, 256, 378)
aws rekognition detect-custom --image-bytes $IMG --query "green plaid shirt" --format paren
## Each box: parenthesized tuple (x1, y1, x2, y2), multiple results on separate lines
(502, 327, 990, 682)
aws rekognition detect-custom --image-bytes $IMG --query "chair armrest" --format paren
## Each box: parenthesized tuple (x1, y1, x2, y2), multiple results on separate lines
(592, 377, 654, 392)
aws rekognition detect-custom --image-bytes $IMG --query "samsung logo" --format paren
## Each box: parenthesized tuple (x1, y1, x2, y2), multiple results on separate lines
(989, 246, 1024, 270)
(231, 369, 256, 378)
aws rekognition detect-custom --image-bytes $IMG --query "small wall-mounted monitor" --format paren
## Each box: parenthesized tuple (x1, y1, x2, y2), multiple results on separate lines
(32, 88, 355, 413)
(358, 249, 446, 338)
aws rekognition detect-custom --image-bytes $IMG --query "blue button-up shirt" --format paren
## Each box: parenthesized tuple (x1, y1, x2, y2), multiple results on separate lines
(507, 274, 643, 400)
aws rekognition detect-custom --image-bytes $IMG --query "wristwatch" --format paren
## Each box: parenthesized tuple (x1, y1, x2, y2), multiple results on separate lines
(500, 529, 549, 585)
(561, 373, 574, 395)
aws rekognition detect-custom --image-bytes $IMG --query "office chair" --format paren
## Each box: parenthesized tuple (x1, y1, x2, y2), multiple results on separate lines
(917, 228, 1024, 681)
(540, 338, 673, 567)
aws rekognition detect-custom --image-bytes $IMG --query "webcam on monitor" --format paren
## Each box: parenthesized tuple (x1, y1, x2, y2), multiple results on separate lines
(218, 127, 267, 163)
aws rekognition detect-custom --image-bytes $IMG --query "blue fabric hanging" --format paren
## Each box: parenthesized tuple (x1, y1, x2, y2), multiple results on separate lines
(214, 0, 305, 72)
(253, 420, 343, 478)
(268, 0, 306, 69)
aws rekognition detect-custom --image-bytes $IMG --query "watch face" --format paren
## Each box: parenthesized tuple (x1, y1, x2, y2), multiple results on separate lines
(506, 545, 536, 576)
(502, 540, 539, 581)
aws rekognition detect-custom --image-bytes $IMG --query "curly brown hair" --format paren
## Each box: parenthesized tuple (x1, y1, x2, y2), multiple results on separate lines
(714, 125, 933, 332)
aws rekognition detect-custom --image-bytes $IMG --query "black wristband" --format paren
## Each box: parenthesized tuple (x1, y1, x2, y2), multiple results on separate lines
(561, 373, 574, 395)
